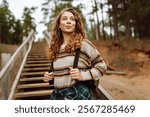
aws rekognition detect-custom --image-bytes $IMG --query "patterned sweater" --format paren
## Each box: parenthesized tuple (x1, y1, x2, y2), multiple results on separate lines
(52, 39, 107, 88)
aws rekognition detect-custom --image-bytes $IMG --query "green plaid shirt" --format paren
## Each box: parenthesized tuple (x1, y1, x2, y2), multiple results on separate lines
(49, 83, 93, 100)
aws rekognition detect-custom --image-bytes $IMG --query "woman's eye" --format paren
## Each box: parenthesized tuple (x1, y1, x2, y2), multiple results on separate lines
(62, 17, 67, 20)
(71, 18, 75, 21)
(61, 17, 75, 21)
(70, 17, 75, 21)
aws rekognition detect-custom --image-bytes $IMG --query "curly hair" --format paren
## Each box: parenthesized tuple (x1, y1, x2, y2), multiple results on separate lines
(48, 8, 86, 61)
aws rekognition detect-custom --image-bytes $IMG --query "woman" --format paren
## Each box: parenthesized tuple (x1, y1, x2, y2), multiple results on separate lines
(43, 8, 107, 100)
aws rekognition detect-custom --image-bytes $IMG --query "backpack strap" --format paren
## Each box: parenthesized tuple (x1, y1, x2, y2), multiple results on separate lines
(48, 61, 54, 85)
(48, 61, 53, 73)
(73, 48, 81, 68)
(48, 48, 81, 85)
(48, 48, 100, 99)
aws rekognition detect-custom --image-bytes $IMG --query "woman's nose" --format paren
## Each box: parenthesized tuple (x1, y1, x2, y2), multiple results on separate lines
(67, 21, 71, 24)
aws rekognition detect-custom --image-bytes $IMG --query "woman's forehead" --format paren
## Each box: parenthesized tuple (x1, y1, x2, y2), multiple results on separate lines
(61, 11, 75, 17)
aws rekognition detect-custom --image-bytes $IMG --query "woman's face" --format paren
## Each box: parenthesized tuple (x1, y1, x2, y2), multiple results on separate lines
(59, 11, 76, 34)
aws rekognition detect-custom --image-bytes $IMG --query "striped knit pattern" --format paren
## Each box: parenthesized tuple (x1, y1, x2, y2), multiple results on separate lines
(52, 39, 107, 88)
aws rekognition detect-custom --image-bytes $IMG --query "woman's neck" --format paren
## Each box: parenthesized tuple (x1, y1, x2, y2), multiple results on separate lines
(63, 33, 71, 45)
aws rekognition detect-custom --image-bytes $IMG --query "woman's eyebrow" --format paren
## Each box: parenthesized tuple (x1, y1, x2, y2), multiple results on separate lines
(61, 15, 74, 17)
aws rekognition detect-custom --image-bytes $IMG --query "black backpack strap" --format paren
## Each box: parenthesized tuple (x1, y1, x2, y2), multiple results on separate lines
(73, 49, 97, 98)
(48, 61, 54, 85)
(48, 61, 53, 73)
(48, 48, 81, 85)
(73, 48, 80, 68)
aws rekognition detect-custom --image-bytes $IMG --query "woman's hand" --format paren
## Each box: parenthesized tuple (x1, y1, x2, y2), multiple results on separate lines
(43, 72, 54, 82)
(69, 67, 83, 81)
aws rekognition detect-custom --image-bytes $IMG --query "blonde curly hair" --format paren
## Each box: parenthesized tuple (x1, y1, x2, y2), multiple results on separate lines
(48, 8, 86, 61)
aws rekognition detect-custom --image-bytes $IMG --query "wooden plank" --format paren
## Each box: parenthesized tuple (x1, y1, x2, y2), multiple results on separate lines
(98, 85, 113, 100)
(23, 67, 49, 72)
(21, 72, 45, 77)
(27, 58, 48, 61)
(20, 77, 44, 82)
(15, 90, 53, 98)
(24, 63, 50, 67)
(17, 83, 52, 89)
(26, 60, 50, 64)
(28, 53, 46, 56)
(27, 55, 47, 58)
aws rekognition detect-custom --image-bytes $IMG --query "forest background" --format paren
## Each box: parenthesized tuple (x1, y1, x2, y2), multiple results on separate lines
(0, 0, 150, 99)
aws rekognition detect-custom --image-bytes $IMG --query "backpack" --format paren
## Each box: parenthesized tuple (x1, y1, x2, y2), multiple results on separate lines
(48, 48, 101, 99)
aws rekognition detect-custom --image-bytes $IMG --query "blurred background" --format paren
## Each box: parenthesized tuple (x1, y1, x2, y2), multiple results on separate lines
(0, 0, 150, 99)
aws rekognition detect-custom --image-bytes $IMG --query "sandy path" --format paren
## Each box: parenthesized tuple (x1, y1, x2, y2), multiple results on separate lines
(100, 74, 150, 100)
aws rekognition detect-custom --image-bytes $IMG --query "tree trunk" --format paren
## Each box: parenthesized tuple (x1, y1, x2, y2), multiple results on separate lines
(125, 15, 131, 39)
(0, 24, 1, 43)
(124, 0, 131, 40)
(94, 0, 101, 40)
(112, 4, 119, 40)
(100, 3, 106, 40)
(108, 7, 113, 40)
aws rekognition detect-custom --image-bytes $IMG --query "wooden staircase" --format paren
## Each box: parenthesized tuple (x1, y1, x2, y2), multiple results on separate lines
(12, 40, 113, 100)
(13, 41, 53, 100)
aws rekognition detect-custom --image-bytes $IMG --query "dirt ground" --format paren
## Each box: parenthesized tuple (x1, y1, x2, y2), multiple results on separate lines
(93, 39, 150, 100)
(100, 73, 150, 100)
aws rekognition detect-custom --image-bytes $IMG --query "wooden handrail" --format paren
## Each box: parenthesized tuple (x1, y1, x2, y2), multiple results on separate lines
(0, 31, 34, 99)
(43, 30, 51, 45)
(98, 85, 113, 100)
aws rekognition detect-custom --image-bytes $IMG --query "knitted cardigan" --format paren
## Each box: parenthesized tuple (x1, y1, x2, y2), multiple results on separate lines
(51, 39, 107, 88)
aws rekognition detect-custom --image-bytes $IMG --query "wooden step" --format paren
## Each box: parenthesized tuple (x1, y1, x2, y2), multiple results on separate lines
(20, 77, 44, 82)
(23, 67, 49, 72)
(14, 90, 53, 98)
(27, 55, 47, 58)
(26, 60, 50, 64)
(28, 53, 46, 56)
(27, 58, 48, 61)
(17, 83, 52, 89)
(21, 72, 45, 77)
(11, 41, 54, 100)
(24, 63, 50, 67)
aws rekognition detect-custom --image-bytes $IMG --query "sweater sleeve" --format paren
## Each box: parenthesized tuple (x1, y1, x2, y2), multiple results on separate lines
(80, 40, 107, 81)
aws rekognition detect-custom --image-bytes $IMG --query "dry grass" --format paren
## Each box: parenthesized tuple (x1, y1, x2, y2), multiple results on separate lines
(0, 43, 19, 70)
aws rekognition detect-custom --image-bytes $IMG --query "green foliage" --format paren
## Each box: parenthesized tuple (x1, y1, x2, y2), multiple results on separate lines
(108, 0, 150, 39)
(0, 0, 13, 43)
(0, 0, 23, 44)
(129, 0, 150, 39)
(22, 7, 37, 36)
(0, 0, 37, 44)
(41, 0, 86, 31)
(12, 20, 23, 44)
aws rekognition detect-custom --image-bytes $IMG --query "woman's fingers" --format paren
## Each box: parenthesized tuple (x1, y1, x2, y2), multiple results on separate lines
(69, 67, 82, 81)
(43, 72, 54, 82)
(71, 76, 79, 80)
(43, 78, 49, 82)
(69, 67, 79, 73)
(70, 74, 78, 79)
